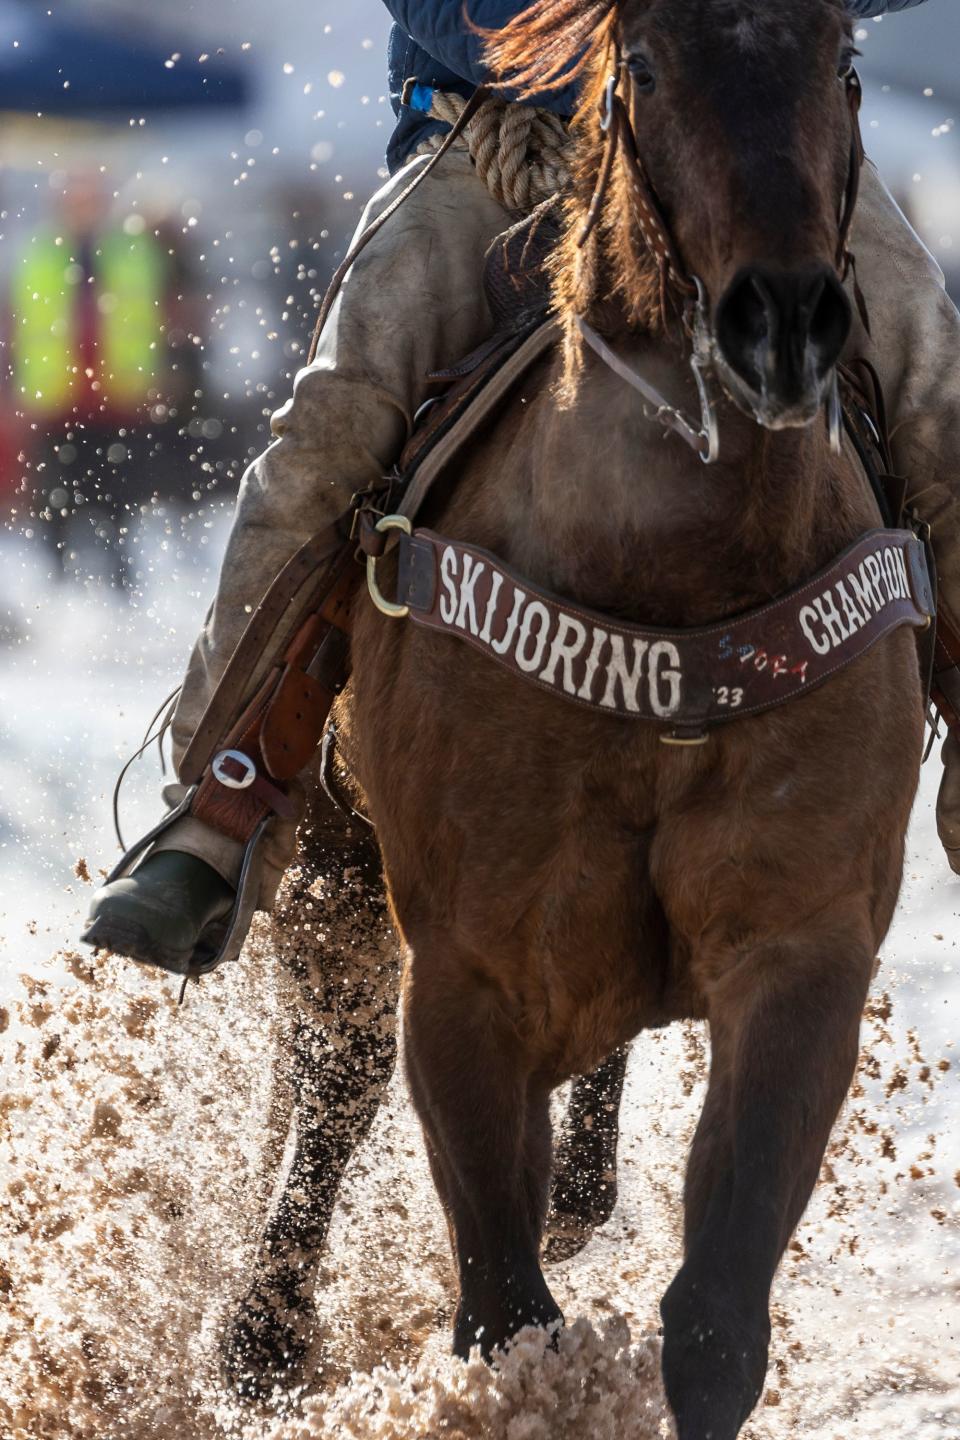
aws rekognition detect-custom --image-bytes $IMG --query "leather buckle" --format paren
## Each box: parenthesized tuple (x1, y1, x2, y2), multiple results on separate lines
(366, 514, 412, 618)
(660, 729, 709, 747)
(212, 749, 257, 790)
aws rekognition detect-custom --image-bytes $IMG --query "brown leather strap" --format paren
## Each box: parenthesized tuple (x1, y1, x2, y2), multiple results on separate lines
(578, 75, 624, 251)
(841, 358, 895, 479)
(260, 561, 356, 779)
(615, 95, 697, 300)
(191, 678, 294, 844)
(398, 319, 560, 521)
(179, 513, 362, 786)
(394, 526, 933, 736)
(838, 71, 865, 274)
(213, 750, 298, 821)
(577, 74, 696, 319)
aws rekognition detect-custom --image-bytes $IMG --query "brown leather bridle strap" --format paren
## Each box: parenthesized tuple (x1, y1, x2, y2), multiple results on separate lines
(838, 69, 872, 333)
(577, 75, 621, 249)
(578, 65, 696, 329)
(580, 58, 866, 316)
(837, 70, 865, 273)
(614, 92, 697, 301)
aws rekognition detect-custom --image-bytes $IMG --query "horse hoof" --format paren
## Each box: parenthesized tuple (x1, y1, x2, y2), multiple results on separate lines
(543, 1175, 619, 1263)
(453, 1307, 564, 1363)
(542, 1218, 593, 1264)
(220, 1288, 317, 1404)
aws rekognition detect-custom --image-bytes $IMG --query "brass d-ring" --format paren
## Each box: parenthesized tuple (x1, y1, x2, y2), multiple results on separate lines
(366, 514, 412, 618)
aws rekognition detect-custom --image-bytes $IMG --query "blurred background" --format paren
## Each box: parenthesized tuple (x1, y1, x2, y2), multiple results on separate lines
(0, 0, 959, 951)
(0, 0, 397, 584)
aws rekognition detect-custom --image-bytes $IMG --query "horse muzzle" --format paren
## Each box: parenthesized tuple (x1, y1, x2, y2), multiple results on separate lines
(713, 264, 852, 430)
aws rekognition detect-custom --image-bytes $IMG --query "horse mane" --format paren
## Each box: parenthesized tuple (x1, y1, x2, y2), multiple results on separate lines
(480, 0, 618, 99)
(478, 0, 665, 396)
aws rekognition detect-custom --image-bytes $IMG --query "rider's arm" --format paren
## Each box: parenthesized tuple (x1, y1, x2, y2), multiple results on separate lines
(382, 0, 579, 111)
(848, 0, 928, 13)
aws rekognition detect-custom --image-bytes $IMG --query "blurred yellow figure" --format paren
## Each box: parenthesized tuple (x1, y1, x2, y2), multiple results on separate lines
(12, 176, 166, 424)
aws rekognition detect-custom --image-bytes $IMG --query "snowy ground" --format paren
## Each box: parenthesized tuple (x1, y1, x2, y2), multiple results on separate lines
(0, 522, 958, 1439)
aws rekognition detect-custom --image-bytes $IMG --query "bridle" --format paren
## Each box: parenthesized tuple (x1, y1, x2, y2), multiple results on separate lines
(575, 46, 866, 466)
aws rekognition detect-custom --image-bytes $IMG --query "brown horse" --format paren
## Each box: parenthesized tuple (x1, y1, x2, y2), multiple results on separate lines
(342, 1, 926, 1436)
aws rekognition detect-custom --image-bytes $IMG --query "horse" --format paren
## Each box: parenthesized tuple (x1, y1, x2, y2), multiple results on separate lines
(338, 1, 928, 1436)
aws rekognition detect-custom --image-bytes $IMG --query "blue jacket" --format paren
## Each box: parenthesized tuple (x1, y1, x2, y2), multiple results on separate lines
(385, 0, 928, 172)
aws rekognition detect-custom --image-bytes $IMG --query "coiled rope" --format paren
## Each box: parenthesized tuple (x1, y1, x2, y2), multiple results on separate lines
(417, 90, 573, 211)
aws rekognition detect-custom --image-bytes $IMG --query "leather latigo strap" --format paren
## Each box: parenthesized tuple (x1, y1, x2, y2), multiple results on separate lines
(180, 511, 361, 787)
(395, 527, 934, 735)
(190, 675, 296, 845)
(190, 546, 358, 840)
(260, 558, 355, 778)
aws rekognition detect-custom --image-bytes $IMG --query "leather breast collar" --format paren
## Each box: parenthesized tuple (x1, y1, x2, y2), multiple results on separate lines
(376, 523, 932, 745)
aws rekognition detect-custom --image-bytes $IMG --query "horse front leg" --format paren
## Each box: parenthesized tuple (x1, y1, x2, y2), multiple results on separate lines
(403, 945, 562, 1360)
(660, 925, 873, 1440)
(545, 1046, 629, 1262)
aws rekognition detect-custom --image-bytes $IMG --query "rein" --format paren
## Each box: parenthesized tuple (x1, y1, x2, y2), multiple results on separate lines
(575, 302, 718, 461)
(575, 54, 867, 465)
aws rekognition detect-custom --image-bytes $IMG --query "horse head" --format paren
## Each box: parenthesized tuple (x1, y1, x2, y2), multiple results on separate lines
(487, 0, 859, 433)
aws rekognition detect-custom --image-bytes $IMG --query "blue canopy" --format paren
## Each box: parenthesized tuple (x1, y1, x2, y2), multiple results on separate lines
(0, 3, 249, 115)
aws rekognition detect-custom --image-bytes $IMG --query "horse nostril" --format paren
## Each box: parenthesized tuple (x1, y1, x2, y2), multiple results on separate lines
(715, 272, 773, 392)
(807, 272, 850, 374)
(716, 265, 851, 402)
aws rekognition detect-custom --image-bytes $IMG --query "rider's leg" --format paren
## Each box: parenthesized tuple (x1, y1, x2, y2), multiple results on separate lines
(848, 162, 960, 872)
(84, 149, 511, 969)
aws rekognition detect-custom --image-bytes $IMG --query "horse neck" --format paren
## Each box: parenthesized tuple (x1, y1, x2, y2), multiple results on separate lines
(728, 414, 843, 579)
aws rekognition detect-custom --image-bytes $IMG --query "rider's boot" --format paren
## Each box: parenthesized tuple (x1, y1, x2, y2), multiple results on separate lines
(937, 733, 960, 875)
(81, 147, 512, 975)
(81, 850, 235, 975)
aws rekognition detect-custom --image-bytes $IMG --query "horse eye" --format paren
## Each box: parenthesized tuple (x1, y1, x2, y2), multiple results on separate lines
(838, 47, 861, 79)
(626, 56, 656, 93)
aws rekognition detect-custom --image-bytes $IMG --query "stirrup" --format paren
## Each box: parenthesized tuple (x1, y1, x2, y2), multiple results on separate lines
(98, 791, 270, 977)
